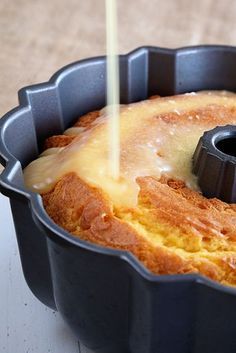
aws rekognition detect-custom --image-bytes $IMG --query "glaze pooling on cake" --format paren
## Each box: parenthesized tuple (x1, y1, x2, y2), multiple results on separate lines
(24, 91, 236, 287)
(24, 91, 236, 206)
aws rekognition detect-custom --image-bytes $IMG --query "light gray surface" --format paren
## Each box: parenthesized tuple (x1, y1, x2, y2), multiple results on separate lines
(0, 193, 79, 353)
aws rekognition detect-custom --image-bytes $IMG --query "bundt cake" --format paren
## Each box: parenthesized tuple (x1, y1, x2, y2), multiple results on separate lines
(24, 91, 236, 287)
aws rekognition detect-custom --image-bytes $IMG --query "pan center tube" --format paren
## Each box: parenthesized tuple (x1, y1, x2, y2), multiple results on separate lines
(193, 125, 236, 203)
(215, 135, 236, 157)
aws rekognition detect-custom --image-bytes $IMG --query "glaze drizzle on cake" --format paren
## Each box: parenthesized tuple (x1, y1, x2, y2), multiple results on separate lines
(24, 91, 236, 287)
(25, 91, 236, 207)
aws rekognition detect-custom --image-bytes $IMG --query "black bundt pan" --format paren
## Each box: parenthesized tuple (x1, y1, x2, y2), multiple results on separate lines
(1, 46, 236, 353)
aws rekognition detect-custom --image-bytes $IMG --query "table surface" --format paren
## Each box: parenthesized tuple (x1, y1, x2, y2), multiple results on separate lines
(1, 0, 236, 352)
(0, 194, 79, 353)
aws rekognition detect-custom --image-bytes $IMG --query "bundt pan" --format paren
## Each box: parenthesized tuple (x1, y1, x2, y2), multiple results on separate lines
(1, 46, 236, 353)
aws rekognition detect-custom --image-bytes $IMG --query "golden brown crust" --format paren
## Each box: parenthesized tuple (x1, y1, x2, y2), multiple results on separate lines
(42, 172, 236, 285)
(138, 175, 236, 242)
(44, 111, 100, 149)
(40, 97, 236, 287)
(149, 95, 161, 100)
(155, 105, 236, 126)
(42, 173, 195, 276)
(74, 110, 100, 128)
(44, 135, 76, 149)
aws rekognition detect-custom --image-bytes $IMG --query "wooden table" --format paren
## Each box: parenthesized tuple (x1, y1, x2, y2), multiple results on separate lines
(1, 1, 236, 352)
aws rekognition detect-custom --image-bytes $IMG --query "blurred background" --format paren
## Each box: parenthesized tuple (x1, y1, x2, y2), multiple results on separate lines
(1, 0, 236, 116)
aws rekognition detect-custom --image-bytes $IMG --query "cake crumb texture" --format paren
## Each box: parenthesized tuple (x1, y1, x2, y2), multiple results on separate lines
(39, 93, 236, 287)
